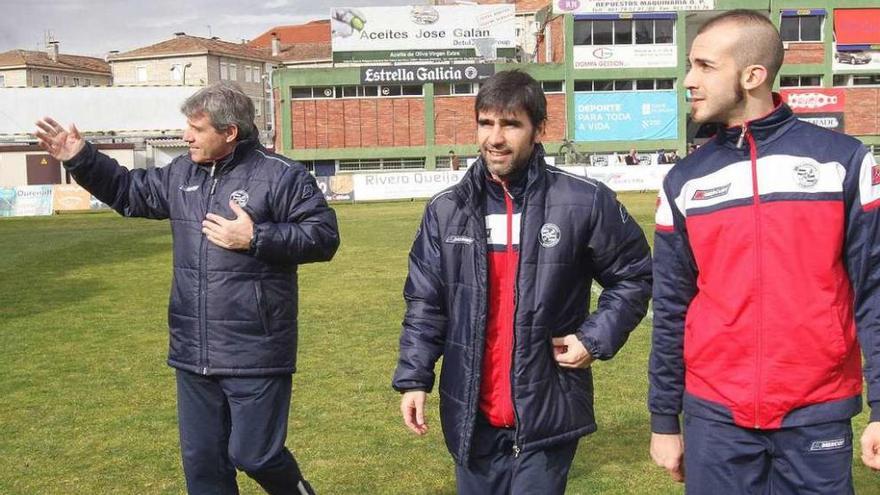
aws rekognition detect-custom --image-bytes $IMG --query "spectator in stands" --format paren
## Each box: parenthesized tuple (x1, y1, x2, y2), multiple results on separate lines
(624, 148, 640, 165)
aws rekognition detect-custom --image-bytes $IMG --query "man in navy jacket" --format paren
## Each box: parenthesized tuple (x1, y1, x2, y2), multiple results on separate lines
(35, 82, 339, 495)
(649, 10, 880, 493)
(392, 70, 652, 494)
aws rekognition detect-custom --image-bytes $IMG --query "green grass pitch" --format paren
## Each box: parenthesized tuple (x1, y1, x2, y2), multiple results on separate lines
(0, 192, 876, 494)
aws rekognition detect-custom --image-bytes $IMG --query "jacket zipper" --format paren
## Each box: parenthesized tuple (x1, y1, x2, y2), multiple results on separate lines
(743, 125, 764, 428)
(198, 162, 218, 374)
(501, 179, 525, 458)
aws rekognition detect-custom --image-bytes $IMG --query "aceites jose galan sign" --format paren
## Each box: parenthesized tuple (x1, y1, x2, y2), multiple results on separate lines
(331, 5, 516, 62)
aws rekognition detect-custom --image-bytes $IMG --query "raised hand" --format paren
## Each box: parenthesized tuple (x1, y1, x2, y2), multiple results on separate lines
(34, 117, 85, 161)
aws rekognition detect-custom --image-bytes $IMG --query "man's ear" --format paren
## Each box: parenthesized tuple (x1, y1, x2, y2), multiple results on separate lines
(533, 121, 547, 143)
(741, 64, 769, 91)
(224, 124, 239, 143)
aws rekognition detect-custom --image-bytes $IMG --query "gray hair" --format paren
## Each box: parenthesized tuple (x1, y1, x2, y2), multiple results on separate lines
(180, 81, 256, 140)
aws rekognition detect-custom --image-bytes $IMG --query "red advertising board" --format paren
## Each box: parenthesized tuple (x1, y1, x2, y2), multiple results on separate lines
(780, 89, 846, 114)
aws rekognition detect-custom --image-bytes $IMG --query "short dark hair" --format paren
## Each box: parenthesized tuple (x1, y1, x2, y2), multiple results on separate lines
(698, 9, 784, 87)
(474, 70, 546, 128)
(181, 81, 256, 140)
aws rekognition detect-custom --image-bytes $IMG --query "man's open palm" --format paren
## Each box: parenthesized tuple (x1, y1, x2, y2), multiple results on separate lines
(34, 117, 85, 161)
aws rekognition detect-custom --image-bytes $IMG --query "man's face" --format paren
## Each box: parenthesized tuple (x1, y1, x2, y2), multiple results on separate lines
(182, 112, 236, 163)
(684, 24, 747, 126)
(477, 107, 544, 181)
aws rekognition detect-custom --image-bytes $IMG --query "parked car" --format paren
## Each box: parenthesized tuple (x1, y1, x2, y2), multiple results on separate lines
(835, 51, 872, 65)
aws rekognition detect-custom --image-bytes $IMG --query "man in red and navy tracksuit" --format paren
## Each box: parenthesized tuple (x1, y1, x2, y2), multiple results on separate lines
(649, 10, 880, 493)
(393, 70, 652, 494)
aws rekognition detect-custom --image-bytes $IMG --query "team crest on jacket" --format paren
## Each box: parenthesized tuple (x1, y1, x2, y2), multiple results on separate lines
(872, 164, 880, 186)
(793, 163, 819, 188)
(539, 223, 561, 248)
(230, 190, 249, 207)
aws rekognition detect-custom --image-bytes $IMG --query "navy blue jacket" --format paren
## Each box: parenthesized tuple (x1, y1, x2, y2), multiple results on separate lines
(64, 138, 339, 376)
(392, 147, 652, 464)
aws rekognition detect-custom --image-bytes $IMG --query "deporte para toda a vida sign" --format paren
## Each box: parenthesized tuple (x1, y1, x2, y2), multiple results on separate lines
(361, 64, 494, 84)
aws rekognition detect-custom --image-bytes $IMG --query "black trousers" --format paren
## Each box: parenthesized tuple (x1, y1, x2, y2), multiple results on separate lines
(456, 414, 579, 495)
(684, 414, 854, 495)
(176, 369, 312, 495)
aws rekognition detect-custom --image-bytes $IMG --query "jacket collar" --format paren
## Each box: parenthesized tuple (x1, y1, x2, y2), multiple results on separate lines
(194, 137, 260, 175)
(456, 143, 547, 210)
(715, 93, 797, 148)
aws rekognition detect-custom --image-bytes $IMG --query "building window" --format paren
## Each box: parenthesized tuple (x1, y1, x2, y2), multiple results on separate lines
(0, 75, 5, 87)
(171, 64, 183, 81)
(291, 85, 423, 99)
(779, 75, 822, 87)
(575, 17, 674, 45)
(253, 66, 261, 82)
(338, 157, 425, 172)
(244, 65, 252, 83)
(84, 78, 91, 86)
(291, 87, 312, 98)
(314, 86, 334, 98)
(42, 75, 50, 86)
(575, 79, 674, 91)
(834, 74, 880, 86)
(136, 66, 147, 82)
(220, 62, 228, 80)
(252, 98, 262, 116)
(435, 83, 477, 96)
(780, 13, 823, 42)
(541, 81, 564, 93)
(229, 64, 237, 81)
(73, 77, 80, 86)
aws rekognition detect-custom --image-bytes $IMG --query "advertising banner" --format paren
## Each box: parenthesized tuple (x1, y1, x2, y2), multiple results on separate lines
(352, 170, 467, 201)
(53, 184, 92, 212)
(11, 185, 53, 216)
(574, 91, 678, 142)
(331, 5, 516, 61)
(316, 176, 356, 202)
(573, 43, 676, 69)
(554, 0, 713, 14)
(559, 165, 673, 191)
(780, 89, 846, 132)
(833, 47, 880, 72)
(361, 63, 495, 85)
(780, 89, 845, 113)
(0, 188, 14, 217)
(796, 113, 845, 132)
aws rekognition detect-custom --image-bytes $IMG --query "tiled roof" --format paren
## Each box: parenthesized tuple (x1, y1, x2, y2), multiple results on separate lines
(277, 42, 332, 63)
(0, 50, 110, 74)
(110, 35, 280, 63)
(249, 20, 330, 47)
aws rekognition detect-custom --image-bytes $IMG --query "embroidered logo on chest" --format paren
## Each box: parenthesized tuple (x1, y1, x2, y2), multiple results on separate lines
(793, 163, 819, 188)
(539, 223, 561, 248)
(691, 183, 731, 201)
(229, 190, 249, 207)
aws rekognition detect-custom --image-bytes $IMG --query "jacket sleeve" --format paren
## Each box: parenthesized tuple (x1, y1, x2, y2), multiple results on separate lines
(63, 141, 170, 219)
(844, 148, 880, 422)
(249, 165, 340, 265)
(576, 182, 652, 361)
(648, 176, 698, 434)
(392, 203, 447, 393)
